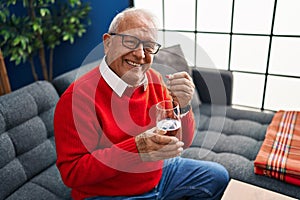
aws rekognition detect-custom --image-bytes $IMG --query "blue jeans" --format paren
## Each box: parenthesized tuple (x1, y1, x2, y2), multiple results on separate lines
(86, 157, 229, 200)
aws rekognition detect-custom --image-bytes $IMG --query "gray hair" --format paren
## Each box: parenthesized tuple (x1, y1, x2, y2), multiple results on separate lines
(108, 7, 159, 33)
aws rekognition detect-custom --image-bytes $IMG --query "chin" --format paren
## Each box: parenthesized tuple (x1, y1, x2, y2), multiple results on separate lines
(123, 74, 144, 86)
(127, 77, 143, 86)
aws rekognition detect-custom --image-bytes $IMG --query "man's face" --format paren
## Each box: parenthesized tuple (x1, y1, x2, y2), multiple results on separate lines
(103, 16, 158, 86)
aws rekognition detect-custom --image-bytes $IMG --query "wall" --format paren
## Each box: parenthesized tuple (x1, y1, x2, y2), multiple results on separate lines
(5, 0, 131, 91)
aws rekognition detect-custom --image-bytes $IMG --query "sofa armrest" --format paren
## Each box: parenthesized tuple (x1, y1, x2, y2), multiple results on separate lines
(192, 67, 233, 105)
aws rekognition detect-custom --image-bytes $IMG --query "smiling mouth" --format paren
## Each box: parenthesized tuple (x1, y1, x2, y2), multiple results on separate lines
(126, 60, 143, 67)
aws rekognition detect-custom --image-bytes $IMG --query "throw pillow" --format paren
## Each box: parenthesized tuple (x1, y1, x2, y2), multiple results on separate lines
(152, 44, 201, 109)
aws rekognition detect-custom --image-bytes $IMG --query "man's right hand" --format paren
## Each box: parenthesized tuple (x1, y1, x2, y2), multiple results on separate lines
(135, 127, 184, 162)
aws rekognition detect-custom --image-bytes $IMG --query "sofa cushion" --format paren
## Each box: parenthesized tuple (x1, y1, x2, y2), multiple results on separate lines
(5, 165, 70, 200)
(0, 81, 71, 200)
(182, 104, 300, 199)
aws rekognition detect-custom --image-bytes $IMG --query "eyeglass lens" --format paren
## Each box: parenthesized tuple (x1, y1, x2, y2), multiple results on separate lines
(123, 35, 159, 53)
(111, 33, 160, 54)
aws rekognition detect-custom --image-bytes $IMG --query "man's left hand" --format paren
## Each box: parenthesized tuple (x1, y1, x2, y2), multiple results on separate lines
(166, 71, 195, 108)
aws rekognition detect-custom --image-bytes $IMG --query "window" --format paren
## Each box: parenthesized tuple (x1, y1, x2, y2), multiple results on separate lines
(134, 0, 300, 111)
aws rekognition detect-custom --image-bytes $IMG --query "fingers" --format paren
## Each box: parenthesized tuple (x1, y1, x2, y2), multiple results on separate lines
(166, 72, 195, 90)
(166, 71, 193, 81)
(166, 72, 195, 107)
(156, 128, 167, 135)
(167, 81, 194, 96)
(143, 145, 183, 161)
(135, 127, 184, 162)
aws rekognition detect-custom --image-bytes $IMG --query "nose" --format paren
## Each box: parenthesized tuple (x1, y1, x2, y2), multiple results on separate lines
(132, 43, 145, 58)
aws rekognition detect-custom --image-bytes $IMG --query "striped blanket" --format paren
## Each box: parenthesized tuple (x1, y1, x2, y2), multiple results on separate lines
(254, 110, 300, 186)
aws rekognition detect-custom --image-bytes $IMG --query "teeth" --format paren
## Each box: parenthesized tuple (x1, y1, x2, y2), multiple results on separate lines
(127, 60, 142, 67)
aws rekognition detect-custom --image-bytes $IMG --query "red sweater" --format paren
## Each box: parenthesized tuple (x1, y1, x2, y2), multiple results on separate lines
(54, 67, 195, 200)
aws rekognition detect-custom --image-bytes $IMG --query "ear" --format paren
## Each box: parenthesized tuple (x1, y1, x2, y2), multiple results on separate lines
(103, 33, 111, 54)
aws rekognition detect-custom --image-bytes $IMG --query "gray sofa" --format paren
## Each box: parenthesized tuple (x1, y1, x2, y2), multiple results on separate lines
(0, 81, 71, 200)
(1, 48, 299, 199)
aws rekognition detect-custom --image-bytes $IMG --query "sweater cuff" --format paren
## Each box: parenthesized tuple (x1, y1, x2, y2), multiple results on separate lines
(115, 137, 140, 160)
(116, 137, 138, 150)
(181, 108, 193, 120)
(113, 137, 163, 173)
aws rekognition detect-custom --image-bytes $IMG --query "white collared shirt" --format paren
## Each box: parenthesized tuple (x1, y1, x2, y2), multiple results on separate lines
(99, 57, 148, 97)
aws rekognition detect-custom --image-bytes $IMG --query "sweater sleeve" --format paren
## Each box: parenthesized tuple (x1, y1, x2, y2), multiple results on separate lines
(54, 90, 149, 188)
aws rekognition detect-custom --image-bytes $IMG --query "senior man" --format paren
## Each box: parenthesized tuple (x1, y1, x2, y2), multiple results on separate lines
(54, 7, 229, 200)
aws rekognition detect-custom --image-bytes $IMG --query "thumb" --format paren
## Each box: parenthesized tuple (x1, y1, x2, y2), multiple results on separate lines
(156, 128, 167, 135)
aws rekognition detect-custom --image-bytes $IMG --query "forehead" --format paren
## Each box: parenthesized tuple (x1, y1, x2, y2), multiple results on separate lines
(117, 14, 157, 40)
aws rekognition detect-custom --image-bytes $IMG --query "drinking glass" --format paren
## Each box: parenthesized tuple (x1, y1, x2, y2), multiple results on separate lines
(156, 100, 182, 140)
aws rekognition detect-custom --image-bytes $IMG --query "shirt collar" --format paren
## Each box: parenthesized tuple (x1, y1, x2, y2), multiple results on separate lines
(99, 56, 148, 97)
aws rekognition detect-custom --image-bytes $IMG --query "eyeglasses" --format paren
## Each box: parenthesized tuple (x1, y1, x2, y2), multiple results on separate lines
(109, 33, 161, 54)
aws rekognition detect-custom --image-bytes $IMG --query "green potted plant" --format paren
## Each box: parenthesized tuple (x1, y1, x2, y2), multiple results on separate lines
(0, 0, 91, 81)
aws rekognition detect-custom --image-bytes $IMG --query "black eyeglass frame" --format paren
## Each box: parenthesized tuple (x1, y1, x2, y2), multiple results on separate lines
(109, 33, 161, 54)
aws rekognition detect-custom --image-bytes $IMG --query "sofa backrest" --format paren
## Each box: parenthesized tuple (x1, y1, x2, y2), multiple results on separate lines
(52, 45, 203, 110)
(192, 67, 233, 105)
(0, 81, 70, 200)
(53, 45, 233, 107)
(52, 59, 100, 96)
